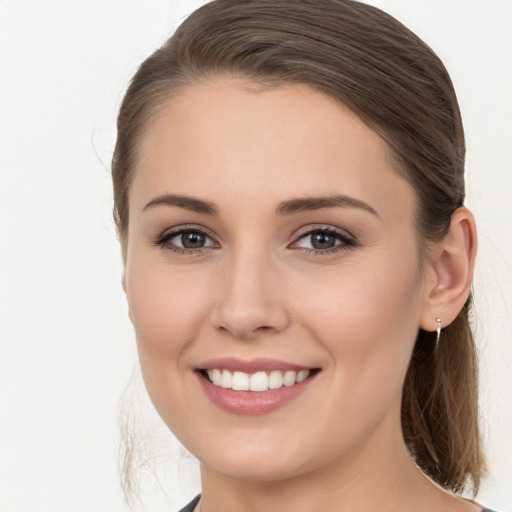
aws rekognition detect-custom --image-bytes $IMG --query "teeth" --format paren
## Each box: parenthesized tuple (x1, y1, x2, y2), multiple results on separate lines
(220, 370, 232, 389)
(296, 370, 309, 383)
(250, 371, 269, 392)
(268, 370, 283, 389)
(205, 369, 311, 391)
(232, 371, 249, 391)
(211, 369, 222, 386)
(283, 370, 296, 386)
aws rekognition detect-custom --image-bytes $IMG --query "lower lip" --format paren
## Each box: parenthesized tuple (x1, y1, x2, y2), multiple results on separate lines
(197, 373, 316, 415)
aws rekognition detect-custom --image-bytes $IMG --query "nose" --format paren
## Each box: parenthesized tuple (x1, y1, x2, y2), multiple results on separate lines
(210, 248, 291, 340)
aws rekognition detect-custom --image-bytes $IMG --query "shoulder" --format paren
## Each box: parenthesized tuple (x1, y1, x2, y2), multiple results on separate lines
(177, 495, 200, 512)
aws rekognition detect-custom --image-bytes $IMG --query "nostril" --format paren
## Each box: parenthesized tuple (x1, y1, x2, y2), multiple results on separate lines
(210, 295, 291, 338)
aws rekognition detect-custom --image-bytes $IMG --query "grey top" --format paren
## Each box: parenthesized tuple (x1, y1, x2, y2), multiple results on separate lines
(179, 495, 200, 512)
(178, 496, 497, 512)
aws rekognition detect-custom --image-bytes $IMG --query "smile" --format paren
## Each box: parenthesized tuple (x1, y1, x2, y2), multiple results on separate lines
(204, 369, 311, 392)
(197, 360, 320, 415)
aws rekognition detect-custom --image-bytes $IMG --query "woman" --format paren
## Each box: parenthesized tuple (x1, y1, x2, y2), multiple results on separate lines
(112, 1, 496, 510)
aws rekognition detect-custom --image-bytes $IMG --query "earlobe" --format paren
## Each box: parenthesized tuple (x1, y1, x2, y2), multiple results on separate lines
(419, 207, 477, 332)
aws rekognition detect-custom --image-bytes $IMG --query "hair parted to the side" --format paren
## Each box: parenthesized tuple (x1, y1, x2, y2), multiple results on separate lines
(112, 0, 484, 495)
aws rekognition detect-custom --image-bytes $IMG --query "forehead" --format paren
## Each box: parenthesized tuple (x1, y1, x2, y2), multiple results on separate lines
(131, 78, 416, 222)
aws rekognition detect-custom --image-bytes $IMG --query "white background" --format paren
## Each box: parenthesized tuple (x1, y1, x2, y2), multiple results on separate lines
(0, 1, 511, 511)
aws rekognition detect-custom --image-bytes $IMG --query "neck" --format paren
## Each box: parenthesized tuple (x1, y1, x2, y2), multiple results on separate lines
(198, 421, 440, 512)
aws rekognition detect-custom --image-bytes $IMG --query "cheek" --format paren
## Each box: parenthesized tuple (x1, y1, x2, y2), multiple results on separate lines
(125, 260, 217, 430)
(126, 259, 213, 372)
(291, 253, 422, 382)
(286, 255, 423, 449)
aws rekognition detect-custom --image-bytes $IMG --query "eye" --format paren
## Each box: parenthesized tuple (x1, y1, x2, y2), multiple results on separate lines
(293, 228, 355, 254)
(300, 231, 339, 250)
(154, 227, 218, 253)
(172, 230, 210, 249)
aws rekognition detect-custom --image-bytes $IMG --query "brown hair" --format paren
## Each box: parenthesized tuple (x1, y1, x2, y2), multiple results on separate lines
(113, 0, 484, 494)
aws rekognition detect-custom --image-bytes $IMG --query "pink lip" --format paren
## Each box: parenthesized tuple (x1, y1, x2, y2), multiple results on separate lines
(198, 357, 311, 373)
(196, 358, 319, 416)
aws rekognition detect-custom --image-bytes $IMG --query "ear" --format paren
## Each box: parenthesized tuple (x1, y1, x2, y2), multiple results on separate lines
(419, 207, 477, 332)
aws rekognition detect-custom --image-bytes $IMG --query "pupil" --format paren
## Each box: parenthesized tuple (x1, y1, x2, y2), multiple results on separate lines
(182, 232, 205, 248)
(311, 232, 336, 249)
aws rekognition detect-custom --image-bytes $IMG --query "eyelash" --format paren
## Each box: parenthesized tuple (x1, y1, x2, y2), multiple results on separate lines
(293, 226, 356, 255)
(153, 225, 356, 256)
(153, 225, 218, 256)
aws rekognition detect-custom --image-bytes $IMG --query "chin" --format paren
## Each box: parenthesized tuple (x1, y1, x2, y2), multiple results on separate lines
(203, 453, 311, 482)
(190, 432, 324, 483)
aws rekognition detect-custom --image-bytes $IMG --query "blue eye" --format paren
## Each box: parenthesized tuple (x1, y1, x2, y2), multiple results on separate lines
(155, 228, 217, 253)
(294, 228, 354, 253)
(172, 231, 209, 249)
(304, 231, 339, 250)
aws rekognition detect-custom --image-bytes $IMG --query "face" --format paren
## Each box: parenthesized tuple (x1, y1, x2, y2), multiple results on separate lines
(124, 79, 430, 482)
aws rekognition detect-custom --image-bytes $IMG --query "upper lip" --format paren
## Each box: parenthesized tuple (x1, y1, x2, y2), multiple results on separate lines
(198, 357, 316, 373)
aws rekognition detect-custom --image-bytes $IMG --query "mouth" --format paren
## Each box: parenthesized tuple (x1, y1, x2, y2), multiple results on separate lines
(196, 357, 321, 415)
(199, 368, 319, 392)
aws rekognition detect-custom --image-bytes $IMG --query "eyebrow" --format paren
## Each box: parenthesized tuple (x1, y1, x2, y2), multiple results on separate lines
(143, 194, 218, 215)
(276, 194, 380, 218)
(143, 193, 379, 218)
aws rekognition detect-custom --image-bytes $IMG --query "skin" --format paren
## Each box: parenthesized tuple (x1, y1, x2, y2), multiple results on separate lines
(123, 79, 478, 512)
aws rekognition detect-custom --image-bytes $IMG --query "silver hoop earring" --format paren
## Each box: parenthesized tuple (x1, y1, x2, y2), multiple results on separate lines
(435, 317, 442, 348)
